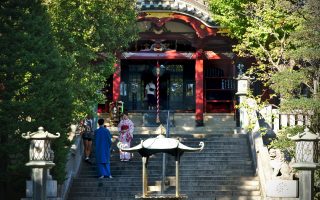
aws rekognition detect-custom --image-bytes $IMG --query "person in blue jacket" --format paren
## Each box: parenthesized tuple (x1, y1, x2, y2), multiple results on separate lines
(95, 118, 113, 179)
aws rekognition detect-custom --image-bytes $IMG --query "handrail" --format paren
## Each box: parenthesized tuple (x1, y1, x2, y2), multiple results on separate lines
(244, 101, 309, 199)
(166, 110, 171, 138)
(59, 132, 83, 200)
(142, 109, 175, 127)
(161, 110, 171, 193)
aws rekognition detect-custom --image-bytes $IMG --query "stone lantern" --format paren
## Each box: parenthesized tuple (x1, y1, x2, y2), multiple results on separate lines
(236, 75, 249, 96)
(22, 127, 60, 200)
(288, 127, 320, 200)
(121, 134, 204, 199)
(236, 70, 250, 130)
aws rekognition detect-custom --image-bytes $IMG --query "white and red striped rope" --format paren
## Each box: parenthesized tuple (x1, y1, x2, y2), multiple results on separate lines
(156, 61, 160, 123)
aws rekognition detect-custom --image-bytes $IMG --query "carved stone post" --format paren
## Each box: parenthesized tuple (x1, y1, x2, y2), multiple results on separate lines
(22, 127, 60, 200)
(288, 128, 320, 200)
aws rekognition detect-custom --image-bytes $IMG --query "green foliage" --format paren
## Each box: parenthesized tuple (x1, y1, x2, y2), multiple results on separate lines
(269, 126, 302, 157)
(288, 0, 320, 62)
(269, 68, 307, 99)
(46, 0, 139, 120)
(235, 92, 270, 133)
(285, 0, 320, 135)
(0, 0, 72, 198)
(210, 0, 301, 80)
(209, 0, 320, 195)
(209, 0, 320, 127)
(0, 0, 138, 199)
(209, 0, 251, 39)
(315, 169, 320, 200)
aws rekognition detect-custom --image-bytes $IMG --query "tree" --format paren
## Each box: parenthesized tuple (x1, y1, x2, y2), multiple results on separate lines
(209, 0, 319, 125)
(0, 0, 138, 199)
(282, 0, 320, 132)
(46, 0, 139, 119)
(209, 0, 320, 197)
(0, 1, 72, 199)
(210, 0, 301, 82)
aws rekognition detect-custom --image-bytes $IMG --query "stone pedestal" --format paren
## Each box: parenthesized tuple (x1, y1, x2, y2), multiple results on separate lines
(26, 179, 58, 198)
(266, 180, 298, 198)
(32, 168, 47, 200)
(299, 170, 314, 200)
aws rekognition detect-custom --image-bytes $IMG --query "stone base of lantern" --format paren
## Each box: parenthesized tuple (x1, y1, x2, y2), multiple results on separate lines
(22, 180, 60, 200)
(135, 194, 188, 199)
(266, 180, 298, 198)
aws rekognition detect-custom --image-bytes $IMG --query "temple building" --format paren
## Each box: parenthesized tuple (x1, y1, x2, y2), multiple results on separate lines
(103, 0, 247, 126)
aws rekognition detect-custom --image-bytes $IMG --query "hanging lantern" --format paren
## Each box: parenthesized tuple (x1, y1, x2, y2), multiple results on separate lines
(152, 64, 166, 76)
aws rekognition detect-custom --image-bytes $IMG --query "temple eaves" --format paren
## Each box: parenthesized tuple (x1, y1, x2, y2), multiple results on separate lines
(136, 0, 218, 27)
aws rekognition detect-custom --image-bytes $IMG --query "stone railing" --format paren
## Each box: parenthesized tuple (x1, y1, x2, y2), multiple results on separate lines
(243, 102, 304, 199)
(260, 106, 311, 134)
(58, 132, 83, 200)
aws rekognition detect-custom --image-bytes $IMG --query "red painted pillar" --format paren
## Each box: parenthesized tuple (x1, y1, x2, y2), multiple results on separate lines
(113, 59, 121, 102)
(195, 51, 204, 126)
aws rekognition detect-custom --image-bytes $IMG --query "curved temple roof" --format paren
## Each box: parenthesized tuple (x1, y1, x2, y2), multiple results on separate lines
(136, 0, 217, 27)
(120, 134, 204, 157)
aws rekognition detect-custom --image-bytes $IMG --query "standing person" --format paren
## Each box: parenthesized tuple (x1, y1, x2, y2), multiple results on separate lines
(81, 116, 93, 163)
(95, 118, 113, 179)
(118, 112, 134, 161)
(145, 80, 156, 110)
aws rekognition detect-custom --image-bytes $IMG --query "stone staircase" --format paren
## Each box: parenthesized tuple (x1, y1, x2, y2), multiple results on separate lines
(67, 114, 261, 200)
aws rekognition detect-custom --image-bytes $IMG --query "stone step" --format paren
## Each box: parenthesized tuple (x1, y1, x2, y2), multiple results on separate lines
(109, 134, 247, 142)
(166, 190, 261, 196)
(78, 170, 255, 177)
(128, 137, 248, 143)
(89, 156, 253, 162)
(68, 190, 261, 199)
(127, 134, 248, 139)
(81, 160, 254, 167)
(68, 196, 261, 200)
(214, 197, 261, 200)
(94, 149, 250, 156)
(109, 126, 238, 133)
(75, 175, 258, 181)
(109, 148, 250, 154)
(110, 152, 252, 157)
(81, 163, 254, 171)
(72, 179, 259, 187)
(79, 161, 255, 172)
(67, 131, 260, 200)
(122, 133, 247, 138)
(72, 184, 260, 191)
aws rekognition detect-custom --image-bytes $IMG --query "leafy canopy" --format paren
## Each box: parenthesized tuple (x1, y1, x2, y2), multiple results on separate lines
(0, 0, 138, 198)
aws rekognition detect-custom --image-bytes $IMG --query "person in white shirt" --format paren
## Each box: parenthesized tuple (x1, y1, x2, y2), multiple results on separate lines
(145, 81, 156, 110)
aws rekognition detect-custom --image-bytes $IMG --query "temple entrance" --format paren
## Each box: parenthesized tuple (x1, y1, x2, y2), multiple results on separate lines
(141, 65, 169, 110)
(120, 60, 195, 111)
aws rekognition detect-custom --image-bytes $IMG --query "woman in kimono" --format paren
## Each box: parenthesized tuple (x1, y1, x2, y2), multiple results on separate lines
(118, 112, 134, 161)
